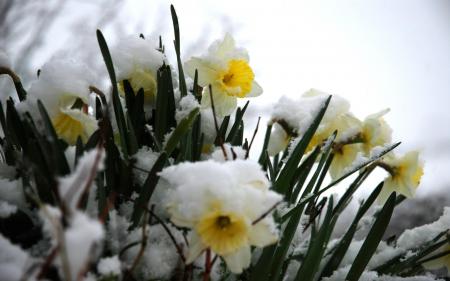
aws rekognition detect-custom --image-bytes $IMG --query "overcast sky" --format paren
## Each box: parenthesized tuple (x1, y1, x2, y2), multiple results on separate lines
(4, 0, 450, 196)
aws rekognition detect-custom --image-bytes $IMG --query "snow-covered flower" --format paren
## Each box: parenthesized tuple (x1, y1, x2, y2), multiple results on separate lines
(268, 90, 352, 156)
(267, 122, 292, 156)
(25, 58, 97, 145)
(160, 160, 281, 273)
(185, 33, 262, 117)
(379, 151, 424, 200)
(111, 36, 165, 108)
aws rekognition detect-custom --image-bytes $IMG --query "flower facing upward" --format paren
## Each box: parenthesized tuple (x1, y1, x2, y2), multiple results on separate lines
(185, 33, 262, 116)
(26, 58, 97, 145)
(379, 151, 424, 200)
(160, 160, 281, 273)
(111, 36, 166, 108)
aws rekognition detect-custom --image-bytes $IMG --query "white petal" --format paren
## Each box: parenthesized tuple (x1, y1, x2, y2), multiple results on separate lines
(249, 218, 278, 247)
(184, 57, 219, 86)
(209, 33, 235, 58)
(246, 81, 263, 97)
(267, 123, 290, 156)
(186, 231, 207, 264)
(222, 244, 251, 274)
(201, 86, 237, 117)
(365, 108, 390, 120)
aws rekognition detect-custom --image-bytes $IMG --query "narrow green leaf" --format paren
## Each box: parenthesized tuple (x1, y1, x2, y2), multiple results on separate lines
(275, 96, 331, 194)
(215, 115, 230, 145)
(97, 29, 129, 157)
(345, 192, 396, 281)
(320, 182, 384, 278)
(126, 114, 139, 155)
(37, 100, 70, 175)
(294, 197, 336, 281)
(155, 65, 176, 142)
(258, 124, 273, 167)
(170, 5, 187, 97)
(304, 142, 400, 203)
(225, 101, 249, 143)
(287, 146, 321, 204)
(164, 108, 199, 155)
(131, 152, 168, 227)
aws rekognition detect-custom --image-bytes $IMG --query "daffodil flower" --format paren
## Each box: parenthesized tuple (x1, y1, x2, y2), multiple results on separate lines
(360, 109, 392, 154)
(111, 36, 166, 108)
(379, 151, 424, 200)
(185, 33, 262, 117)
(267, 123, 292, 156)
(160, 160, 281, 273)
(26, 58, 97, 145)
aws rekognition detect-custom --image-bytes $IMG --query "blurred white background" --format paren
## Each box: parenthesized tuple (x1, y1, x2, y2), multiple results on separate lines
(1, 0, 449, 200)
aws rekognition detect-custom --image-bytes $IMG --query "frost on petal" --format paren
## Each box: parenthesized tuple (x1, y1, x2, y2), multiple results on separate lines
(58, 148, 105, 210)
(222, 244, 251, 274)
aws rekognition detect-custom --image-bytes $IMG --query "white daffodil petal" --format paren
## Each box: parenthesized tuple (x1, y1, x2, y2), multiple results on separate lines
(184, 58, 219, 86)
(246, 81, 263, 97)
(249, 218, 278, 247)
(201, 87, 237, 117)
(186, 231, 207, 264)
(267, 123, 291, 156)
(222, 244, 251, 274)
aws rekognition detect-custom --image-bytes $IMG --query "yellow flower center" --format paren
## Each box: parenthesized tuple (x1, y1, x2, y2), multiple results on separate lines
(52, 112, 86, 145)
(119, 69, 157, 106)
(219, 60, 254, 98)
(196, 210, 249, 255)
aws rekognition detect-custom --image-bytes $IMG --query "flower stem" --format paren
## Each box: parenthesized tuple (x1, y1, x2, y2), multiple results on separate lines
(203, 249, 212, 281)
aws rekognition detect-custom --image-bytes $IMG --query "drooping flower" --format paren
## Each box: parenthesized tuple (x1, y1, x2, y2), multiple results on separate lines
(359, 109, 392, 154)
(379, 151, 424, 200)
(268, 90, 351, 156)
(25, 58, 98, 145)
(111, 36, 166, 108)
(185, 33, 262, 116)
(329, 143, 361, 180)
(159, 160, 281, 273)
(267, 122, 292, 156)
